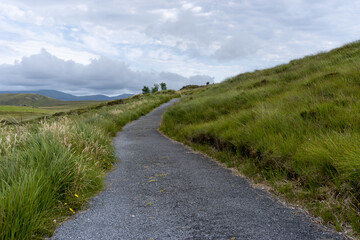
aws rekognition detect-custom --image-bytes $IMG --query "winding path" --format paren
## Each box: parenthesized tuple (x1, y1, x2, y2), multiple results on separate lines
(52, 99, 342, 240)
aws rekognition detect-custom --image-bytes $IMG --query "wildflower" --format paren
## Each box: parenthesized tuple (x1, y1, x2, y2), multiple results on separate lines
(74, 194, 79, 198)
(69, 208, 75, 214)
(354, 168, 357, 171)
(309, 138, 311, 141)
(64, 202, 67, 205)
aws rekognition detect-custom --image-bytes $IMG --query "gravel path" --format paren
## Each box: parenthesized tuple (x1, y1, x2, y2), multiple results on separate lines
(52, 99, 343, 240)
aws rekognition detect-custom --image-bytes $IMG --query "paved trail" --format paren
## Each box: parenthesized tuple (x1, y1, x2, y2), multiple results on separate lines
(52, 99, 342, 240)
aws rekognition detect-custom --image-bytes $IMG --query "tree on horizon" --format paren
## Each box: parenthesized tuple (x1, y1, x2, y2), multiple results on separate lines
(160, 82, 167, 91)
(151, 84, 159, 93)
(142, 86, 150, 94)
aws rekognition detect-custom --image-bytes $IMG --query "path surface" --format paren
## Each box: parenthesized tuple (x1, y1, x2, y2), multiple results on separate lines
(52, 99, 342, 240)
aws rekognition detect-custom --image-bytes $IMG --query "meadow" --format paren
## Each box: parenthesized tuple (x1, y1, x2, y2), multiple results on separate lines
(0, 106, 56, 122)
(161, 41, 360, 235)
(0, 93, 107, 123)
(0, 90, 179, 239)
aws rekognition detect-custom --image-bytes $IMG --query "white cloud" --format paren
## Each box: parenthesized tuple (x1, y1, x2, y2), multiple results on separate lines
(0, 40, 98, 64)
(0, 0, 359, 95)
(0, 3, 25, 20)
(150, 8, 179, 22)
(125, 48, 143, 61)
(181, 3, 203, 13)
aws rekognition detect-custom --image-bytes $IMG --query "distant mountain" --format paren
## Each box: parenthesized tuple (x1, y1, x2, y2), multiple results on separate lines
(0, 90, 133, 101)
(0, 93, 61, 107)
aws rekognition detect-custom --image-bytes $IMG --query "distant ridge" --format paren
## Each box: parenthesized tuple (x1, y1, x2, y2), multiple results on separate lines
(0, 93, 61, 107)
(0, 90, 133, 101)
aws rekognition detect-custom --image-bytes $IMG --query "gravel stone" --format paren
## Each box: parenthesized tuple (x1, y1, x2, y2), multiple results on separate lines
(52, 99, 343, 240)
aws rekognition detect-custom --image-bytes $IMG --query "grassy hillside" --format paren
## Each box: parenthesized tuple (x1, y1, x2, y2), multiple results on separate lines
(0, 93, 105, 109)
(0, 90, 179, 239)
(0, 93, 61, 106)
(161, 41, 360, 235)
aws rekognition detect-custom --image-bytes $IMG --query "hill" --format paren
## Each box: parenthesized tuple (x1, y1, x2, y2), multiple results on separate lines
(0, 90, 133, 101)
(0, 93, 109, 122)
(161, 41, 360, 235)
(0, 93, 61, 107)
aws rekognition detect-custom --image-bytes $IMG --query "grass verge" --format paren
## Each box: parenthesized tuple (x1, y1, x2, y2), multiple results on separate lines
(160, 41, 360, 237)
(0, 90, 179, 240)
(0, 106, 57, 122)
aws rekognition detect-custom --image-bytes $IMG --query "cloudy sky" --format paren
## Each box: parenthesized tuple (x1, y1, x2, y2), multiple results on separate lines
(0, 0, 359, 96)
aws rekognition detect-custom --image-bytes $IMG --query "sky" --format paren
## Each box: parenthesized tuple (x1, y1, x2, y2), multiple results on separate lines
(0, 0, 359, 96)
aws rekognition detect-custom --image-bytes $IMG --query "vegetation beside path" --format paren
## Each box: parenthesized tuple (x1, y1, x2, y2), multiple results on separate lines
(161, 41, 360, 237)
(0, 90, 179, 240)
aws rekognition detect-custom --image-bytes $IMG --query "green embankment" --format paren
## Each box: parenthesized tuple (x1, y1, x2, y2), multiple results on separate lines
(160, 41, 360, 235)
(0, 90, 179, 240)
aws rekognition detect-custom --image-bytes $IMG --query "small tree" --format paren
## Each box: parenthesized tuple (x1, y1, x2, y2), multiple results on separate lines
(142, 86, 150, 94)
(151, 84, 159, 93)
(160, 82, 167, 91)
(206, 82, 210, 85)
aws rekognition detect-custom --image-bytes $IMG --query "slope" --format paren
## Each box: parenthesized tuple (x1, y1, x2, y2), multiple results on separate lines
(0, 93, 61, 107)
(161, 40, 360, 236)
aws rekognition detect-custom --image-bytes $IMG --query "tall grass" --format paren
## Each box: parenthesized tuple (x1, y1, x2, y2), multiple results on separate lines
(0, 91, 179, 239)
(161, 41, 360, 235)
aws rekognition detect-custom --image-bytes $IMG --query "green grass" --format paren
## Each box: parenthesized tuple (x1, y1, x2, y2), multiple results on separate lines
(37, 101, 104, 111)
(0, 106, 54, 113)
(0, 106, 57, 122)
(0, 90, 179, 239)
(160, 41, 360, 236)
(0, 93, 106, 122)
(0, 100, 105, 122)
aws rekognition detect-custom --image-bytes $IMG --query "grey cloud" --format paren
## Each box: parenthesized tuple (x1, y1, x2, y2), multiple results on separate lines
(189, 75, 215, 83)
(213, 35, 261, 60)
(0, 50, 213, 95)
